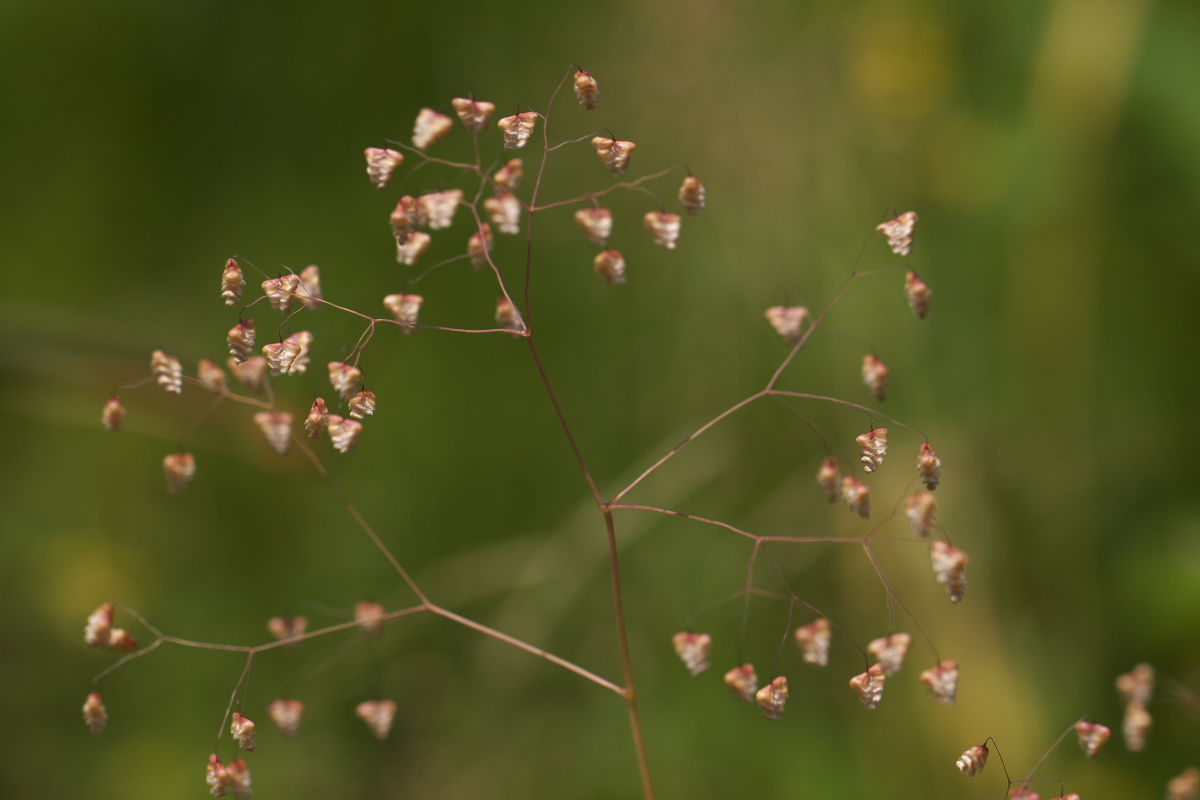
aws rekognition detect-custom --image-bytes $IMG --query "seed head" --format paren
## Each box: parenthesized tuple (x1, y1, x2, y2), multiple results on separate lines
(930, 541, 968, 603)
(82, 692, 107, 734)
(905, 492, 937, 537)
(297, 265, 322, 309)
(451, 97, 496, 133)
(1116, 663, 1155, 706)
(573, 69, 599, 110)
(765, 306, 810, 346)
(253, 411, 292, 455)
(418, 189, 463, 230)
(227, 320, 256, 363)
(917, 442, 942, 490)
(266, 615, 308, 641)
(412, 108, 453, 150)
(390, 195, 422, 243)
(756, 676, 789, 720)
(817, 457, 840, 502)
(230, 712, 256, 751)
(364, 147, 404, 188)
(262, 340, 301, 377)
(920, 659, 959, 704)
(1123, 701, 1151, 752)
(841, 476, 871, 518)
(497, 112, 538, 150)
(355, 601, 386, 636)
(493, 158, 523, 192)
(327, 415, 363, 453)
(261, 274, 301, 314)
(304, 398, 328, 439)
(849, 663, 886, 709)
(724, 663, 758, 702)
(267, 699, 304, 737)
(593, 250, 626, 285)
(955, 744, 988, 776)
(198, 359, 226, 393)
(592, 136, 637, 177)
(283, 331, 312, 375)
(856, 427, 888, 472)
(495, 297, 524, 335)
(485, 192, 522, 235)
(163, 452, 196, 494)
(1168, 767, 1200, 800)
(671, 631, 712, 676)
(1074, 720, 1111, 758)
(644, 211, 681, 250)
(221, 258, 245, 306)
(794, 617, 831, 666)
(876, 211, 918, 256)
(861, 354, 889, 401)
(101, 395, 124, 431)
(151, 350, 183, 394)
(383, 293, 423, 331)
(356, 699, 397, 740)
(867, 633, 912, 676)
(905, 270, 931, 318)
(395, 231, 432, 265)
(228, 357, 266, 393)
(468, 224, 494, 269)
(206, 754, 251, 799)
(348, 390, 377, 420)
(328, 361, 362, 400)
(84, 603, 136, 650)
(574, 207, 613, 246)
(679, 174, 706, 215)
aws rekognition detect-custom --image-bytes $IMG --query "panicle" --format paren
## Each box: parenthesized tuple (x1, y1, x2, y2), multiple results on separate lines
(468, 224, 494, 269)
(84, 603, 137, 650)
(395, 231, 432, 265)
(383, 293, 423, 331)
(230, 712, 256, 751)
(905, 270, 931, 318)
(679, 174, 706, 215)
(283, 331, 312, 375)
(297, 265, 322, 309)
(229, 357, 266, 393)
(671, 631, 712, 676)
(1074, 721, 1111, 758)
(1116, 663, 1155, 706)
(920, 660, 959, 704)
(221, 258, 245, 306)
(1122, 702, 1151, 751)
(227, 320, 256, 363)
(304, 398, 328, 438)
(253, 411, 292, 455)
(841, 476, 871, 518)
(574, 207, 613, 246)
(82, 692, 107, 734)
(955, 744, 988, 776)
(724, 663, 758, 702)
(592, 136, 637, 177)
(644, 211, 681, 250)
(817, 457, 840, 502)
(573, 69, 599, 110)
(493, 158, 523, 191)
(267, 699, 304, 737)
(593, 250, 627, 285)
(262, 340, 301, 376)
(163, 453, 196, 494)
(918, 442, 942, 490)
(876, 211, 918, 256)
(266, 615, 308, 641)
(756, 676, 789, 720)
(849, 663, 886, 709)
(261, 275, 300, 314)
(327, 415, 363, 453)
(418, 189, 463, 230)
(930, 541, 968, 603)
(412, 108, 453, 150)
(906, 492, 937, 537)
(364, 147, 404, 188)
(151, 349, 183, 394)
(497, 112, 538, 150)
(765, 306, 810, 346)
(485, 192, 522, 235)
(794, 618, 831, 666)
(867, 632, 912, 676)
(355, 601, 386, 636)
(328, 361, 363, 400)
(348, 390, 377, 420)
(861, 354, 889, 402)
(495, 297, 524, 335)
(102, 395, 124, 431)
(198, 359, 226, 393)
(1168, 768, 1200, 800)
(356, 699, 397, 740)
(390, 195, 421, 243)
(856, 427, 888, 472)
(451, 97, 496, 133)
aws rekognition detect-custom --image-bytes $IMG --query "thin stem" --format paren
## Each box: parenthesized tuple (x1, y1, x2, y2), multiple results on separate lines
(1016, 719, 1082, 788)
(216, 652, 255, 747)
(92, 638, 163, 684)
(766, 390, 927, 439)
(531, 167, 681, 213)
(861, 542, 941, 664)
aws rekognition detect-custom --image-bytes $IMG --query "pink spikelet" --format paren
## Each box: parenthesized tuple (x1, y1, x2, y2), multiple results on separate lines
(198, 359, 226, 393)
(841, 476, 871, 518)
(230, 712, 256, 752)
(266, 615, 307, 641)
(254, 412, 292, 455)
(495, 297, 524, 335)
(918, 442, 942, 490)
(679, 174, 706, 215)
(920, 660, 959, 704)
(1116, 662, 1155, 706)
(418, 189, 463, 230)
(163, 453, 196, 494)
(82, 692, 107, 734)
(930, 541, 968, 603)
(84, 603, 138, 651)
(468, 224, 494, 269)
(327, 415, 363, 453)
(304, 398, 328, 439)
(261, 275, 300, 314)
(592, 136, 636, 177)
(1123, 701, 1152, 751)
(383, 293, 423, 331)
(876, 211, 918, 256)
(867, 633, 912, 676)
(485, 192, 521, 235)
(573, 69, 599, 110)
(574, 207, 613, 246)
(849, 663, 886, 709)
(412, 108, 453, 150)
(364, 147, 404, 188)
(151, 350, 183, 394)
(906, 492, 937, 537)
(229, 357, 266, 393)
(348, 390, 377, 420)
(671, 632, 712, 676)
(756, 676, 789, 720)
(1009, 788, 1040, 799)
(101, 395, 124, 431)
(1074, 721, 1111, 758)
(297, 265, 322, 310)
(395, 232, 432, 265)
(905, 270, 931, 319)
(390, 195, 421, 243)
(765, 306, 810, 346)
(267, 699, 304, 737)
(856, 427, 888, 473)
(724, 663, 758, 702)
(593, 250, 626, 285)
(861, 354, 889, 401)
(328, 361, 362, 400)
(497, 112, 537, 150)
(644, 211, 681, 250)
(262, 340, 301, 377)
(283, 331, 312, 375)
(355, 601, 386, 636)
(955, 744, 988, 776)
(817, 457, 840, 502)
(356, 700, 397, 740)
(493, 158, 523, 191)
(451, 97, 495, 133)
(794, 618, 831, 666)
(221, 258, 245, 306)
(206, 754, 251, 799)
(1168, 768, 1200, 800)
(227, 320, 255, 363)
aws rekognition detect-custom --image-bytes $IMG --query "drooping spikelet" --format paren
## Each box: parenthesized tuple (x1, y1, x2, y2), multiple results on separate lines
(390, 195, 422, 243)
(593, 250, 626, 285)
(906, 492, 937, 537)
(679, 174, 706, 215)
(82, 692, 107, 734)
(724, 663, 758, 702)
(101, 395, 124, 431)
(198, 359, 226, 393)
(1167, 767, 1200, 800)
(592, 136, 636, 177)
(856, 428, 888, 473)
(451, 97, 496, 133)
(1009, 789, 1040, 800)
(468, 224, 494, 269)
(493, 158, 523, 191)
(817, 457, 840, 502)
(228, 357, 266, 393)
(1123, 702, 1152, 752)
(348, 390, 376, 420)
(418, 189, 464, 230)
(364, 147, 404, 188)
(254, 411, 292, 455)
(163, 453, 196, 494)
(867, 633, 912, 676)
(930, 541, 968, 603)
(841, 477, 871, 518)
(497, 112, 537, 150)
(861, 354, 889, 401)
(905, 270, 931, 318)
(221, 258, 245, 307)
(304, 398, 328, 439)
(413, 108, 453, 150)
(227, 320, 255, 363)
(574, 207, 613, 246)
(955, 744, 988, 776)
(151, 349, 183, 394)
(395, 232, 432, 265)
(485, 192, 521, 235)
(356, 699, 397, 740)
(917, 442, 942, 490)
(266, 615, 307, 641)
(230, 712, 256, 751)
(849, 663, 886, 709)
(671, 631, 712, 676)
(297, 265, 322, 310)
(573, 69, 599, 110)
(495, 297, 524, 335)
(383, 293, 423, 331)
(644, 211, 681, 250)
(283, 331, 312, 375)
(262, 274, 301, 314)
(84, 603, 137, 651)
(1074, 721, 1111, 758)
(328, 361, 362, 400)
(920, 660, 959, 704)
(765, 306, 810, 346)
(794, 618, 831, 666)
(1116, 663, 1155, 706)
(876, 211, 918, 256)
(756, 676, 789, 720)
(327, 415, 363, 453)
(267, 699, 304, 738)
(206, 754, 252, 799)
(355, 601, 386, 636)
(262, 340, 301, 377)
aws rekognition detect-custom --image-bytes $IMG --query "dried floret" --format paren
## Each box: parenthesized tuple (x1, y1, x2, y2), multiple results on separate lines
(356, 699, 397, 740)
(304, 398, 328, 439)
(644, 211, 681, 250)
(267, 699, 304, 737)
(876, 211, 918, 256)
(101, 395, 124, 431)
(794, 618, 831, 666)
(679, 175, 706, 215)
(765, 306, 810, 346)
(1074, 721, 1111, 758)
(328, 361, 362, 400)
(906, 492, 937, 537)
(862, 354, 889, 401)
(262, 340, 301, 376)
(364, 147, 404, 188)
(198, 359, 226, 393)
(917, 442, 942, 490)
(592, 136, 637, 177)
(671, 631, 712, 676)
(955, 744, 988, 776)
(930, 541, 968, 603)
(841, 476, 871, 518)
(1116, 662, 1155, 706)
(1123, 701, 1151, 752)
(817, 457, 839, 502)
(451, 97, 495, 133)
(163, 452, 196, 494)
(227, 320, 255, 363)
(418, 189, 463, 230)
(221, 258, 245, 306)
(497, 112, 537, 150)
(724, 663, 758, 702)
(228, 357, 266, 393)
(867, 633, 911, 676)
(593, 249, 626, 285)
(756, 676, 789, 720)
(856, 427, 888, 473)
(849, 663, 886, 709)
(573, 69, 599, 110)
(327, 414, 363, 453)
(1168, 768, 1200, 800)
(493, 158, 523, 191)
(395, 231, 432, 265)
(390, 195, 422, 243)
(485, 192, 521, 235)
(266, 615, 307, 641)
(574, 207, 613, 246)
(152, 350, 183, 394)
(905, 270, 930, 318)
(283, 331, 312, 375)
(383, 293, 423, 331)
(355, 601, 386, 636)
(254, 411, 292, 455)
(297, 265, 322, 310)
(230, 712, 256, 751)
(262, 275, 301, 314)
(920, 659, 959, 704)
(82, 692, 107, 734)
(413, 108, 453, 150)
(495, 297, 524, 335)
(348, 390, 376, 420)
(468, 223, 494, 269)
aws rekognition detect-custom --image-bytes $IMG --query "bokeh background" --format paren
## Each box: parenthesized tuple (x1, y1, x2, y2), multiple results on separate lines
(2, 0, 1198, 797)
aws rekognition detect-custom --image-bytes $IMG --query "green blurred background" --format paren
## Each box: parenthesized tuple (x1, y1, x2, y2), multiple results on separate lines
(2, 0, 1198, 796)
